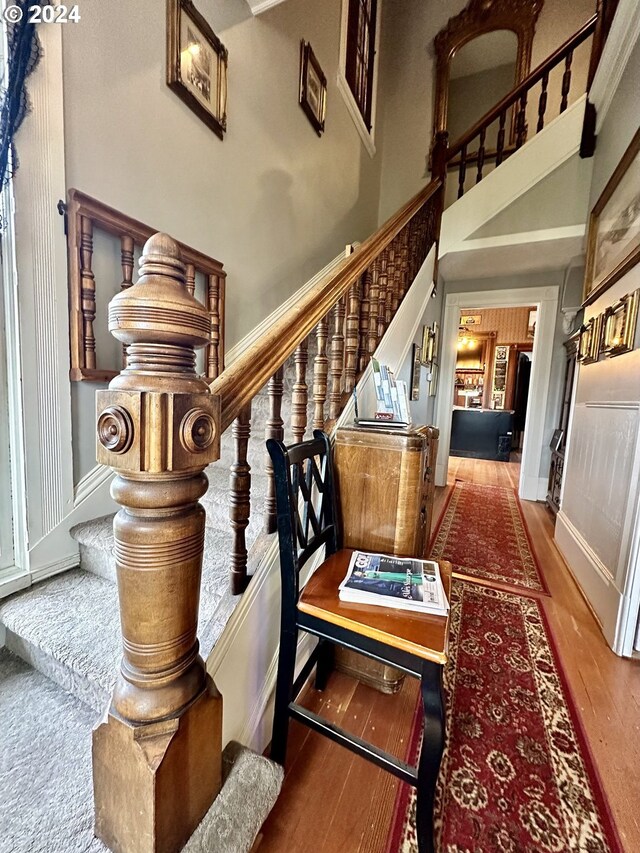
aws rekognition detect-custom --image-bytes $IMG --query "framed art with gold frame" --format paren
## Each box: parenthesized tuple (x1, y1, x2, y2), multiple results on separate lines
(410, 344, 422, 401)
(166, 0, 228, 139)
(583, 127, 640, 305)
(602, 290, 639, 358)
(577, 315, 603, 364)
(299, 41, 327, 136)
(421, 325, 434, 367)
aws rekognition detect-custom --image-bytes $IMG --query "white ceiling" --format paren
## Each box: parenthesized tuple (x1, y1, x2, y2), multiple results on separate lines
(450, 30, 518, 79)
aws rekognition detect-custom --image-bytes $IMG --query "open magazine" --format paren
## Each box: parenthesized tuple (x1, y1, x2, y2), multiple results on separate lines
(338, 550, 449, 615)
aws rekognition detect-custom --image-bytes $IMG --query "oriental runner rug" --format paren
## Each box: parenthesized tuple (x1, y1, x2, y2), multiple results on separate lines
(387, 581, 622, 853)
(430, 481, 548, 595)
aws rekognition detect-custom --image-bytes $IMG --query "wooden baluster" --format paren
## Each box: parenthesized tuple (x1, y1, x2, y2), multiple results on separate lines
(185, 263, 196, 297)
(358, 270, 371, 374)
(378, 249, 390, 338)
(496, 112, 507, 165)
(458, 145, 467, 199)
(120, 235, 135, 367)
(367, 257, 381, 355)
(400, 228, 410, 297)
(313, 315, 329, 430)
(291, 339, 309, 443)
(230, 402, 252, 595)
(344, 279, 361, 393)
(476, 127, 486, 184)
(264, 367, 284, 534)
(537, 72, 549, 132)
(206, 274, 220, 380)
(560, 50, 573, 113)
(79, 215, 97, 370)
(218, 273, 226, 373)
(388, 242, 399, 319)
(93, 234, 222, 850)
(329, 296, 346, 420)
(516, 93, 528, 149)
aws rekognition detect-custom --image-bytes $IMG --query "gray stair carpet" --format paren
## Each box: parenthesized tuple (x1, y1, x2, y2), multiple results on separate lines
(0, 648, 283, 853)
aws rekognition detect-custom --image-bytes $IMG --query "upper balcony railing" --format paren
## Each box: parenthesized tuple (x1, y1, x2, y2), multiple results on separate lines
(433, 14, 598, 199)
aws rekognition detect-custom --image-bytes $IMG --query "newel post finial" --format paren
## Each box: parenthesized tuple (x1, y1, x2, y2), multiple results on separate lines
(93, 232, 223, 853)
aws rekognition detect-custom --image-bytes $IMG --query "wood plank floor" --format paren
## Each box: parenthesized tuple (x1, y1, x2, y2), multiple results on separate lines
(258, 457, 640, 852)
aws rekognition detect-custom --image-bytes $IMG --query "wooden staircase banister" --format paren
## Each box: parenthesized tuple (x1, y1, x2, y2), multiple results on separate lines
(210, 177, 442, 434)
(447, 13, 598, 161)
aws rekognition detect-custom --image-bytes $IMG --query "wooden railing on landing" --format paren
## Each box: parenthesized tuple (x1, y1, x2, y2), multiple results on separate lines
(65, 189, 226, 382)
(210, 179, 442, 594)
(435, 14, 598, 199)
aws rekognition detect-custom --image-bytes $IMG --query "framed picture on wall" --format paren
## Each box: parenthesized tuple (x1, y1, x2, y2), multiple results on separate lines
(410, 343, 421, 401)
(577, 314, 603, 364)
(429, 363, 438, 397)
(583, 127, 640, 305)
(166, 0, 228, 139)
(602, 290, 639, 357)
(299, 41, 327, 136)
(421, 324, 434, 367)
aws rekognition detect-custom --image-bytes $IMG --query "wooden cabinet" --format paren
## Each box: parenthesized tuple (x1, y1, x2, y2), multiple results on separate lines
(333, 424, 439, 694)
(334, 424, 439, 558)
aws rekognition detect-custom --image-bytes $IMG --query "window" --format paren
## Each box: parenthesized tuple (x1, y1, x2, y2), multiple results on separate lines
(344, 0, 378, 130)
(338, 0, 380, 156)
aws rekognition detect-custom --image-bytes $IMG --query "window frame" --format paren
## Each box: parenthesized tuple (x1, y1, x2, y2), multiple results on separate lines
(337, 0, 382, 157)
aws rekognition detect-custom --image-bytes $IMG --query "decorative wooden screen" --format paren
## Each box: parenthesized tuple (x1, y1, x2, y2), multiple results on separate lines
(65, 189, 226, 382)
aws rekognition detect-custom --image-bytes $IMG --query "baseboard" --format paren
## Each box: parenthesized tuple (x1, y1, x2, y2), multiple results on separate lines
(554, 510, 620, 647)
(0, 552, 79, 600)
(224, 247, 352, 367)
(74, 463, 114, 506)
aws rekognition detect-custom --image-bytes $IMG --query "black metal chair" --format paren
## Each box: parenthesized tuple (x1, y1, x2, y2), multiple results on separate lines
(267, 430, 449, 853)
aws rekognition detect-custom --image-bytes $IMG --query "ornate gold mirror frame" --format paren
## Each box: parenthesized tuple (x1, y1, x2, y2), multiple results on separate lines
(433, 0, 544, 146)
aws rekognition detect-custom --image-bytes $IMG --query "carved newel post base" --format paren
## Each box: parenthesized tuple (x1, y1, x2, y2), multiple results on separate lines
(92, 234, 223, 853)
(93, 683, 222, 853)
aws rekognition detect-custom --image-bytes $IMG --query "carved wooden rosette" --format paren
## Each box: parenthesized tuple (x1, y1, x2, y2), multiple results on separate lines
(93, 233, 222, 853)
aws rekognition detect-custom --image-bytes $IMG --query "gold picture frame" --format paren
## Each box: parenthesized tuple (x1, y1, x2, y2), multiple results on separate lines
(299, 41, 327, 136)
(166, 0, 228, 140)
(583, 127, 640, 305)
(602, 290, 639, 358)
(410, 343, 422, 401)
(577, 314, 603, 364)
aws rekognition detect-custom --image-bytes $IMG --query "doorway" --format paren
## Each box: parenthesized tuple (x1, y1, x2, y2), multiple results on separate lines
(435, 285, 560, 501)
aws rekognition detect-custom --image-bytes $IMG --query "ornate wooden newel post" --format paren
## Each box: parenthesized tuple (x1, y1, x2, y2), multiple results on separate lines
(93, 234, 223, 853)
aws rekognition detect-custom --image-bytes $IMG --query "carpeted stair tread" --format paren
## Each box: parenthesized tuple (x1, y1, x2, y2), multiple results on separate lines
(0, 648, 283, 853)
(0, 571, 120, 711)
(0, 648, 103, 853)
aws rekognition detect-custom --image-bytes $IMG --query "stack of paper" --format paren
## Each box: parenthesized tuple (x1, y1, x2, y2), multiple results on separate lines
(338, 550, 449, 615)
(370, 359, 411, 424)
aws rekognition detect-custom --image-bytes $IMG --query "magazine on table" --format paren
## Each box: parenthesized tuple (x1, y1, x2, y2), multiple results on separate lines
(338, 550, 449, 615)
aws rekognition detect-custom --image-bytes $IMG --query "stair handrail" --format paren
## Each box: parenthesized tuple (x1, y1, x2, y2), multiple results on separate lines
(210, 177, 442, 434)
(446, 13, 598, 162)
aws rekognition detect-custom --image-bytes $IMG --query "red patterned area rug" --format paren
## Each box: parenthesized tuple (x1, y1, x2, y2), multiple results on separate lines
(430, 480, 549, 595)
(387, 581, 622, 853)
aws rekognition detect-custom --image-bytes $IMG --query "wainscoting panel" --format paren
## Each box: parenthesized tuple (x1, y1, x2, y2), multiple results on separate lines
(562, 402, 640, 589)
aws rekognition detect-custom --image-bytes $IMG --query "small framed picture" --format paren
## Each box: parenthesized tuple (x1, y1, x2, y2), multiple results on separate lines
(429, 363, 438, 397)
(299, 41, 327, 136)
(550, 428, 564, 452)
(410, 343, 421, 401)
(166, 0, 228, 139)
(602, 290, 639, 357)
(495, 345, 508, 361)
(578, 314, 603, 364)
(432, 321, 440, 363)
(421, 324, 434, 366)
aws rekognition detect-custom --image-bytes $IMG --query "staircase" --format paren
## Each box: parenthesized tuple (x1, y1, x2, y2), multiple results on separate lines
(0, 10, 605, 851)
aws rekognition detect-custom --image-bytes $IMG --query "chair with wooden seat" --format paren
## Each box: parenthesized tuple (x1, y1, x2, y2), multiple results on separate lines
(267, 430, 451, 853)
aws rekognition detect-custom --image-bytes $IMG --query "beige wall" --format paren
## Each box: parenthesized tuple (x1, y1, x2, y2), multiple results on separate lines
(61, 0, 385, 351)
(63, 0, 394, 480)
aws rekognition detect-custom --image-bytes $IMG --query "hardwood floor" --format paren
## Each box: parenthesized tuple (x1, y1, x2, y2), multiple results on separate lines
(259, 457, 640, 852)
